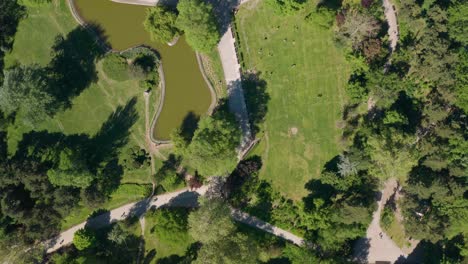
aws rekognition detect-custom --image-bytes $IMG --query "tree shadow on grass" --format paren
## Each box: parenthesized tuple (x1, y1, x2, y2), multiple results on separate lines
(88, 97, 139, 169)
(242, 72, 269, 137)
(47, 25, 107, 112)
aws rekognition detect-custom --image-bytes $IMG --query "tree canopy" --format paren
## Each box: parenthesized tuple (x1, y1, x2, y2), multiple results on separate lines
(73, 228, 97, 251)
(144, 5, 180, 44)
(176, 0, 220, 53)
(0, 65, 54, 126)
(188, 198, 258, 264)
(177, 112, 241, 177)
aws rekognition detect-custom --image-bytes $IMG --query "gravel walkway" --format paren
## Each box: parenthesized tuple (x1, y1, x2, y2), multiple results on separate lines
(353, 179, 406, 263)
(383, 0, 399, 52)
(45, 185, 306, 253)
(45, 186, 208, 253)
(218, 27, 252, 148)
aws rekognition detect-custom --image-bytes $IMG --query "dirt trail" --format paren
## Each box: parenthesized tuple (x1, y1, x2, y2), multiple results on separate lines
(354, 179, 408, 263)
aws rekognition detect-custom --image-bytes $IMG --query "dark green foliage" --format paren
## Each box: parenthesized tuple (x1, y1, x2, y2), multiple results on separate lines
(267, 0, 307, 15)
(242, 72, 269, 136)
(149, 208, 190, 248)
(63, 222, 142, 263)
(188, 198, 259, 264)
(380, 203, 395, 229)
(154, 154, 184, 191)
(121, 146, 151, 171)
(282, 244, 320, 263)
(102, 53, 131, 81)
(0, 65, 54, 126)
(73, 228, 97, 250)
(176, 0, 220, 53)
(0, 0, 25, 80)
(179, 110, 241, 177)
(448, 1, 468, 46)
(144, 5, 180, 44)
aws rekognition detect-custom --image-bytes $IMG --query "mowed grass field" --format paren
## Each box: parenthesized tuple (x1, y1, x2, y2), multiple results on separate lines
(4, 0, 157, 185)
(236, 0, 349, 199)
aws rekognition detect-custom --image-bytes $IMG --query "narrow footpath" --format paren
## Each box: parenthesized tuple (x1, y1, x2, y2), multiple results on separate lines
(354, 179, 406, 263)
(45, 185, 304, 253)
(218, 27, 252, 148)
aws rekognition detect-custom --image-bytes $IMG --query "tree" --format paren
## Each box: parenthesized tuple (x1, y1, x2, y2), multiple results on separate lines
(184, 112, 241, 177)
(188, 198, 236, 244)
(0, 65, 54, 126)
(188, 198, 258, 263)
(448, 1, 468, 46)
(108, 224, 127, 245)
(47, 148, 94, 188)
(194, 233, 258, 264)
(337, 154, 358, 177)
(0, 0, 25, 80)
(73, 228, 97, 251)
(144, 5, 179, 44)
(101, 53, 130, 81)
(150, 208, 190, 247)
(336, 9, 380, 51)
(176, 0, 220, 53)
(282, 244, 320, 264)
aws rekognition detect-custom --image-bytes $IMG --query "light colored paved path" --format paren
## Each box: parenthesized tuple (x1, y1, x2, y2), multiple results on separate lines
(218, 27, 252, 148)
(354, 179, 406, 263)
(383, 0, 399, 52)
(45, 184, 305, 253)
(45, 186, 208, 253)
(231, 209, 304, 246)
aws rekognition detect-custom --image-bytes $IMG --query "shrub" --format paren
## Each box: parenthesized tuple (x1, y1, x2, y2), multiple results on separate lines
(73, 228, 97, 251)
(267, 0, 307, 15)
(380, 205, 394, 229)
(150, 208, 190, 247)
(102, 53, 130, 81)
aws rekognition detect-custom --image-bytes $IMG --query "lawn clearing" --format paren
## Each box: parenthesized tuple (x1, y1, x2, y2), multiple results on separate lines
(4, 0, 76, 67)
(235, 1, 349, 200)
(4, 1, 157, 184)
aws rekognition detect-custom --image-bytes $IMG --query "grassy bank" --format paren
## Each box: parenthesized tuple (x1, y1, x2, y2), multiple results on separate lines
(235, 0, 349, 199)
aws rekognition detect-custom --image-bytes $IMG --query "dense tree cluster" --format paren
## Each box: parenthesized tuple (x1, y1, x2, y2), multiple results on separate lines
(143, 0, 220, 53)
(335, 0, 468, 261)
(0, 0, 24, 81)
(172, 107, 241, 177)
(54, 221, 142, 263)
(188, 198, 258, 263)
(144, 5, 180, 44)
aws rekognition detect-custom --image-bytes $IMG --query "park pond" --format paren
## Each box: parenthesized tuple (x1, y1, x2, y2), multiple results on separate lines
(73, 0, 212, 141)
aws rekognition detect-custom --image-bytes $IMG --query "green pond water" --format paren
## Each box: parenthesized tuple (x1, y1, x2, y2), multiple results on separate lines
(73, 0, 211, 140)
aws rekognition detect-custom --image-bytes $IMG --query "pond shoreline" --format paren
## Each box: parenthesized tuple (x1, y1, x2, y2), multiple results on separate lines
(67, 0, 217, 144)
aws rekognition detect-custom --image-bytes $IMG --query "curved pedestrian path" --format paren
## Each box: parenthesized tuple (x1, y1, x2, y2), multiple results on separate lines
(45, 186, 208, 253)
(353, 179, 407, 263)
(45, 185, 304, 253)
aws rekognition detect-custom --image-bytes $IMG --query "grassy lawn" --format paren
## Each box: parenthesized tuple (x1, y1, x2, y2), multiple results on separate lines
(61, 183, 152, 230)
(235, 1, 349, 200)
(3, 0, 166, 230)
(4, 0, 156, 185)
(5, 0, 76, 67)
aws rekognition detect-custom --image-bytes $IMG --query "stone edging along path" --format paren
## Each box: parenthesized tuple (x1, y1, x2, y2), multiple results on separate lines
(66, 0, 218, 145)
